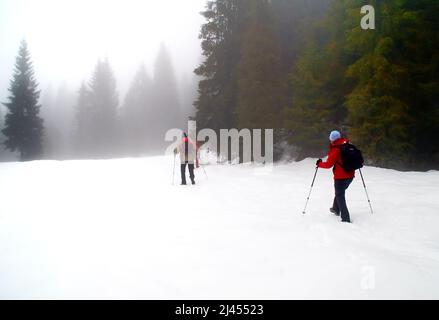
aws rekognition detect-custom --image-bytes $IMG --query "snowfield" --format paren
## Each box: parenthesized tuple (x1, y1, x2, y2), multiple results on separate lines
(0, 156, 438, 299)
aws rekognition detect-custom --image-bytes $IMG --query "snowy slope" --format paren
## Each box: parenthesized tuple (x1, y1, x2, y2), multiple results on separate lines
(0, 156, 438, 299)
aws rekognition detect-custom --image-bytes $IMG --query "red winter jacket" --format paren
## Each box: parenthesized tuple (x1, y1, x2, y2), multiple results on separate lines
(318, 138, 355, 180)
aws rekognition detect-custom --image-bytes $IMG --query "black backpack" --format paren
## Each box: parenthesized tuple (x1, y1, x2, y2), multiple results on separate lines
(337, 143, 364, 171)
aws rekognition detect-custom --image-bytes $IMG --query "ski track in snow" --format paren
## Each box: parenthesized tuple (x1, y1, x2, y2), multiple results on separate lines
(0, 156, 438, 299)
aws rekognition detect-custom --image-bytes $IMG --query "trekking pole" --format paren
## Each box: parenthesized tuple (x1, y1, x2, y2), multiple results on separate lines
(172, 153, 176, 185)
(302, 166, 319, 215)
(200, 163, 208, 180)
(359, 168, 374, 214)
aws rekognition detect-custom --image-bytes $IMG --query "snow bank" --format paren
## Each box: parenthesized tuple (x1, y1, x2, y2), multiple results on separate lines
(0, 157, 438, 299)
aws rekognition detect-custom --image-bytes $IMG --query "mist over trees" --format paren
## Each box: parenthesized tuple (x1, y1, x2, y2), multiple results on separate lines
(195, 0, 330, 158)
(73, 81, 92, 157)
(149, 44, 182, 151)
(41, 83, 75, 159)
(68, 44, 188, 159)
(121, 65, 154, 156)
(0, 107, 5, 157)
(72, 50, 183, 158)
(179, 73, 198, 121)
(69, 45, 190, 159)
(195, 0, 439, 169)
(0, 41, 194, 161)
(236, 0, 287, 131)
(0, 0, 437, 170)
(76, 58, 120, 158)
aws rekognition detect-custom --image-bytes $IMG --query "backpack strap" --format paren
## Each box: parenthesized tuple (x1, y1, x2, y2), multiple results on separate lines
(333, 145, 347, 171)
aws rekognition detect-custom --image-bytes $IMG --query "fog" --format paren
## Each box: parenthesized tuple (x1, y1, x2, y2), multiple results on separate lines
(0, 0, 205, 159)
(0, 0, 205, 95)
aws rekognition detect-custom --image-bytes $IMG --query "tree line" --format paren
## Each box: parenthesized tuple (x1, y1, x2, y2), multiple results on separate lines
(194, 0, 439, 170)
(0, 42, 195, 161)
(1, 0, 438, 170)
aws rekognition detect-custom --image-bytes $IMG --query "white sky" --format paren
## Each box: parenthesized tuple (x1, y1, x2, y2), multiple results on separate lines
(0, 0, 206, 105)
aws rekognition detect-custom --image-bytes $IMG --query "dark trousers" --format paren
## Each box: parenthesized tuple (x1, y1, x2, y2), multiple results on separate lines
(181, 162, 195, 184)
(333, 178, 353, 222)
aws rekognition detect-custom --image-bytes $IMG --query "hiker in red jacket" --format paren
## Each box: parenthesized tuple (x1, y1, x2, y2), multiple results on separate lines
(316, 130, 355, 223)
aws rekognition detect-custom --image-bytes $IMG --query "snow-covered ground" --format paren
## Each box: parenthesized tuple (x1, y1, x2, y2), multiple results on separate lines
(0, 156, 438, 299)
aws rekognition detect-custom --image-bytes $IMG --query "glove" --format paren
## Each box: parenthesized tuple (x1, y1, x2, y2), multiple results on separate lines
(316, 159, 322, 166)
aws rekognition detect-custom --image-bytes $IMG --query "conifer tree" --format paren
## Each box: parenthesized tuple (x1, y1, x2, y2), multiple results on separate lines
(73, 81, 91, 156)
(194, 0, 245, 131)
(0, 107, 4, 158)
(284, 1, 350, 159)
(122, 64, 154, 155)
(236, 0, 287, 130)
(192, 0, 438, 169)
(345, 0, 439, 168)
(405, 0, 439, 168)
(151, 44, 181, 151)
(87, 58, 119, 157)
(344, 0, 412, 167)
(2, 40, 44, 161)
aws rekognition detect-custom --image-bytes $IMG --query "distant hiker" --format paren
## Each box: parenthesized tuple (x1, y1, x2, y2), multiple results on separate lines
(316, 131, 355, 223)
(174, 132, 196, 185)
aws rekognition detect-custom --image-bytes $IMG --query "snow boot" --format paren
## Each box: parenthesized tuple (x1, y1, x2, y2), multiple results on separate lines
(330, 207, 340, 216)
(191, 178, 195, 185)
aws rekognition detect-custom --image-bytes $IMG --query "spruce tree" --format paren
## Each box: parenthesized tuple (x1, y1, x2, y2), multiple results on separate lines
(122, 64, 154, 155)
(236, 0, 287, 130)
(271, 0, 332, 69)
(345, 0, 413, 167)
(151, 44, 181, 151)
(73, 81, 92, 157)
(192, 0, 438, 169)
(0, 107, 4, 158)
(345, 0, 439, 168)
(2, 40, 44, 161)
(194, 0, 245, 131)
(87, 58, 119, 157)
(284, 0, 350, 159)
(0, 106, 3, 136)
(406, 0, 439, 168)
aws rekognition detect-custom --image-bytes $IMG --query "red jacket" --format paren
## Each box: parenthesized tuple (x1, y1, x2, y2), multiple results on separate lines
(318, 138, 355, 180)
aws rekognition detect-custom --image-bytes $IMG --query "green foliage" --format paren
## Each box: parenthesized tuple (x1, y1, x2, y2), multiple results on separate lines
(284, 1, 350, 159)
(194, 0, 439, 169)
(236, 0, 287, 130)
(345, 0, 439, 168)
(194, 0, 247, 131)
(283, 0, 439, 168)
